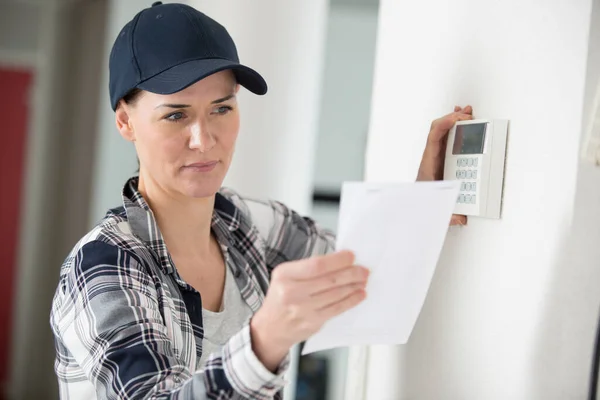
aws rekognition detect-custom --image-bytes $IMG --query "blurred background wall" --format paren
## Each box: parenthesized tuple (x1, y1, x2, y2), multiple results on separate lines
(1, 1, 109, 398)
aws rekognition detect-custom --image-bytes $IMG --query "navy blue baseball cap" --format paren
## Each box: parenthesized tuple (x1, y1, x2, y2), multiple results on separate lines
(109, 1, 267, 111)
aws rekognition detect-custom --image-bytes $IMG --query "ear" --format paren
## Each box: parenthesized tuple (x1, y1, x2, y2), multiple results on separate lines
(115, 102, 136, 142)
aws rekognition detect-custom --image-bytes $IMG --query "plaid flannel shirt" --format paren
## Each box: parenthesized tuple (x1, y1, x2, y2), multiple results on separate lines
(50, 177, 335, 399)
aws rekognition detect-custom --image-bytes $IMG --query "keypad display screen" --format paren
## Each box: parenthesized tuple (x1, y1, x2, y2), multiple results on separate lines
(452, 123, 487, 155)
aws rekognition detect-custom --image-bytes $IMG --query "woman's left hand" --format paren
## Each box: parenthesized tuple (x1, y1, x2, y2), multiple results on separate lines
(416, 105, 474, 226)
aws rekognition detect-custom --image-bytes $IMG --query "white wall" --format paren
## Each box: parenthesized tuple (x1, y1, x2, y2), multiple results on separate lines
(531, 0, 600, 395)
(360, 0, 599, 398)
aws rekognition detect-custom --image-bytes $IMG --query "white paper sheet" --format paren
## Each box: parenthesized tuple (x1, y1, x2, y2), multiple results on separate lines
(302, 180, 460, 355)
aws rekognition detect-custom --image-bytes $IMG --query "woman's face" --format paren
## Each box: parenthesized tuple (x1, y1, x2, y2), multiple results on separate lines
(116, 70, 241, 199)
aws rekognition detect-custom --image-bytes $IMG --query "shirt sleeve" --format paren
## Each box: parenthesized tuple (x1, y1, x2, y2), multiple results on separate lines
(51, 240, 287, 400)
(222, 190, 337, 266)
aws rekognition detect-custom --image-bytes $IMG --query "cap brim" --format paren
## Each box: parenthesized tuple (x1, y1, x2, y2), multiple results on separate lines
(137, 58, 267, 96)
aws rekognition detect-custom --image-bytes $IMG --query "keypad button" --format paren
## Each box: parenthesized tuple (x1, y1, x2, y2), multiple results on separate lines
(461, 159, 468, 167)
(471, 194, 477, 204)
(456, 170, 460, 179)
(473, 158, 478, 167)
(457, 159, 461, 167)
(465, 182, 472, 191)
(472, 170, 478, 179)
(465, 170, 472, 179)
(458, 194, 465, 203)
(461, 182, 466, 191)
(465, 194, 471, 203)
(467, 158, 473, 167)
(472, 182, 477, 191)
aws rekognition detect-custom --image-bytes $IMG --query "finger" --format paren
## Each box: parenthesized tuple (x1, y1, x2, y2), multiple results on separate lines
(454, 113, 473, 123)
(319, 289, 366, 319)
(454, 106, 461, 112)
(306, 265, 369, 295)
(462, 105, 473, 115)
(309, 282, 366, 310)
(450, 214, 467, 226)
(281, 250, 356, 280)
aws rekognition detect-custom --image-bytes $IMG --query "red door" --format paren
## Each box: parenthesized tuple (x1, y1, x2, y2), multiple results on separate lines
(0, 67, 33, 387)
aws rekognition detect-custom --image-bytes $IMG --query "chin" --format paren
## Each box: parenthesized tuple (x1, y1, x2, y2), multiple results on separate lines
(180, 177, 224, 199)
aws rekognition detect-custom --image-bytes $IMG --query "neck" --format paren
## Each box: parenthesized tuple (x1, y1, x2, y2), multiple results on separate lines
(138, 175, 214, 256)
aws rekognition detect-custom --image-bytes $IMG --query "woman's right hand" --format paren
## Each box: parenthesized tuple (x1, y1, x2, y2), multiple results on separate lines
(250, 250, 369, 371)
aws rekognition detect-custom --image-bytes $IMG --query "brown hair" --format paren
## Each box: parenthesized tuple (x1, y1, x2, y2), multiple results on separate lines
(122, 88, 143, 106)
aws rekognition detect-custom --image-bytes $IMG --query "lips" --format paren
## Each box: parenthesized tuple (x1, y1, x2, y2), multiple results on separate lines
(184, 161, 219, 172)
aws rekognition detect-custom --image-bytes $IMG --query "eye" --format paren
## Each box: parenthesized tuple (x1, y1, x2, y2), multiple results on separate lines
(165, 112, 185, 122)
(213, 106, 233, 115)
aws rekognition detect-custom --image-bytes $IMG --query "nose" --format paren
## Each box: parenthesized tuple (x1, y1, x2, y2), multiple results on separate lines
(188, 121, 216, 153)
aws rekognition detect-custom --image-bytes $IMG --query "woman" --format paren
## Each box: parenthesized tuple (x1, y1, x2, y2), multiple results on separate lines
(50, 2, 471, 399)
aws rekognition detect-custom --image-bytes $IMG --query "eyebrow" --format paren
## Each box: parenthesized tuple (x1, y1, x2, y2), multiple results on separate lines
(154, 94, 236, 110)
(155, 103, 190, 109)
(211, 94, 235, 104)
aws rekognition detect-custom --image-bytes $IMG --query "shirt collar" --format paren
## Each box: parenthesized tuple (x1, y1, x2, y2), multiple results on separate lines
(120, 176, 242, 275)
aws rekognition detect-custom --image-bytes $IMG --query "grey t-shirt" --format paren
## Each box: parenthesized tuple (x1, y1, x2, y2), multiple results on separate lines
(200, 263, 254, 366)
